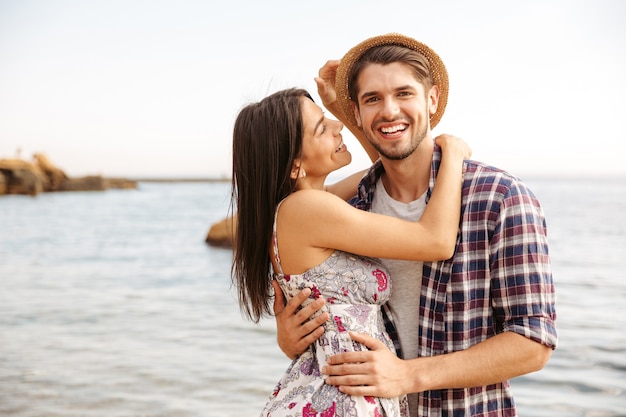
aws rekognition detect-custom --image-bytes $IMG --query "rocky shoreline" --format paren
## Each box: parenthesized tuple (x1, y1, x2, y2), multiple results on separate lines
(0, 153, 137, 196)
(0, 153, 237, 248)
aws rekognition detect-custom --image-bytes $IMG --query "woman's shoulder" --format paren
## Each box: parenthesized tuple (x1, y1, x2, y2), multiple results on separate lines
(279, 189, 351, 220)
(283, 189, 343, 206)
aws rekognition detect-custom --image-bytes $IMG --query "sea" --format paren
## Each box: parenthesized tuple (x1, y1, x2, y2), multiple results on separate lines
(0, 177, 625, 417)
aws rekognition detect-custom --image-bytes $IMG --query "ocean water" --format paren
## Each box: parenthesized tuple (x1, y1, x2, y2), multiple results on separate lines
(0, 178, 625, 417)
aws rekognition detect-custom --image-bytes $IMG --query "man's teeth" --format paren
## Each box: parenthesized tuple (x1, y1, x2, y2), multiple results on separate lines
(381, 125, 405, 134)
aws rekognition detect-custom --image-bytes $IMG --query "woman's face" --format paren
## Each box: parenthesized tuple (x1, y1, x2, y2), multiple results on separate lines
(298, 97, 351, 178)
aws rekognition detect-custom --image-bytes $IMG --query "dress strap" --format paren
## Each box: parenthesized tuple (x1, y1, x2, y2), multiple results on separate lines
(272, 200, 285, 276)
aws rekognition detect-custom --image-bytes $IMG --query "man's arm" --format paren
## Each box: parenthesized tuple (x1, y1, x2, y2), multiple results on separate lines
(323, 178, 556, 397)
(272, 280, 328, 359)
(322, 331, 552, 398)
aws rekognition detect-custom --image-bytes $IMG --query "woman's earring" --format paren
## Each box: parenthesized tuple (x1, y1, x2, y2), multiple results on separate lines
(301, 170, 306, 178)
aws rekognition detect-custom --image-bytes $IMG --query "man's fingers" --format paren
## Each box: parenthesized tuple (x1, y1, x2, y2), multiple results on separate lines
(326, 373, 369, 386)
(293, 296, 326, 321)
(337, 384, 377, 397)
(296, 308, 329, 335)
(294, 325, 325, 351)
(349, 332, 386, 350)
(272, 280, 285, 315)
(324, 361, 365, 376)
(280, 287, 312, 316)
(322, 352, 380, 376)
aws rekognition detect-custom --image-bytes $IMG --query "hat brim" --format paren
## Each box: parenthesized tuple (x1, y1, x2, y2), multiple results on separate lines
(335, 33, 449, 129)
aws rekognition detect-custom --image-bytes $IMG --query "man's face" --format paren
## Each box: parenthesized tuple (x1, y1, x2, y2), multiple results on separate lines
(353, 62, 438, 160)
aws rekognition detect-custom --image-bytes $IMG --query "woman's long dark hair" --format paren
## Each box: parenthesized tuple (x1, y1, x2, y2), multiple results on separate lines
(230, 88, 313, 322)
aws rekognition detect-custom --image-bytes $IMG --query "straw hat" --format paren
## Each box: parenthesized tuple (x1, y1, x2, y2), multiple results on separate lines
(335, 33, 449, 129)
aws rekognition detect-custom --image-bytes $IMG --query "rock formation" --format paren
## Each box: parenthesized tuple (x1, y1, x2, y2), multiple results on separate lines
(205, 215, 236, 248)
(0, 153, 137, 196)
(0, 158, 46, 196)
(33, 153, 69, 191)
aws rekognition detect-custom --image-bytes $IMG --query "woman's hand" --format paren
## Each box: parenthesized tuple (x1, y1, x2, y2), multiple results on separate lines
(435, 134, 472, 160)
(314, 60, 341, 116)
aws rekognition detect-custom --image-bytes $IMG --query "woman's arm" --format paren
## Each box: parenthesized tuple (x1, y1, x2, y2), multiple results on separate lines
(280, 136, 470, 264)
(324, 169, 367, 201)
(412, 134, 470, 257)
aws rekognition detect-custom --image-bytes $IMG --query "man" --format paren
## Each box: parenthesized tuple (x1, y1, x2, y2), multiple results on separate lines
(273, 33, 557, 416)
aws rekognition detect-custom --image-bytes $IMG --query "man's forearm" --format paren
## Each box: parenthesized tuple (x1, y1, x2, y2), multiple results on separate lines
(407, 332, 553, 393)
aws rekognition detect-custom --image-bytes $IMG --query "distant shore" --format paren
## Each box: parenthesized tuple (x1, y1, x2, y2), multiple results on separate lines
(133, 177, 230, 183)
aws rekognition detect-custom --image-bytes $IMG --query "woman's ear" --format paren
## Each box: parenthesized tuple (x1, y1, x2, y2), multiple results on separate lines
(290, 159, 302, 180)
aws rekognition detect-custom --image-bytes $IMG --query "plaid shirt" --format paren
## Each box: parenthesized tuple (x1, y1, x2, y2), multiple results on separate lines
(349, 146, 558, 417)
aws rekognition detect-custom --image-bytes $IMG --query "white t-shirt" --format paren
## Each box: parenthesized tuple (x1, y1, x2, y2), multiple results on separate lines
(371, 177, 427, 416)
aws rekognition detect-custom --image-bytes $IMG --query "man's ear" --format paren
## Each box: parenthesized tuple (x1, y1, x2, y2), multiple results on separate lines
(428, 85, 440, 117)
(352, 102, 362, 127)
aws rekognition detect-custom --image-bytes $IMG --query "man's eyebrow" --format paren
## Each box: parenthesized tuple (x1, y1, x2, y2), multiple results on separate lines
(359, 91, 378, 101)
(359, 85, 416, 101)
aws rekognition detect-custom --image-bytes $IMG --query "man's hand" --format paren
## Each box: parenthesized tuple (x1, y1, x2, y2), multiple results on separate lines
(272, 280, 329, 360)
(322, 332, 410, 398)
(324, 331, 554, 398)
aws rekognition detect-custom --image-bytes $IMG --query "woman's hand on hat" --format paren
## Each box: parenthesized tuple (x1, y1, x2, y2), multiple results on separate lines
(314, 60, 341, 117)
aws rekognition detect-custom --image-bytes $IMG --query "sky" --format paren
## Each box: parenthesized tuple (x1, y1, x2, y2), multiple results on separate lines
(1, 0, 625, 179)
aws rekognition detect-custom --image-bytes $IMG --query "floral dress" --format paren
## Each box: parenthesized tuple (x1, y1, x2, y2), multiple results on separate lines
(260, 204, 408, 417)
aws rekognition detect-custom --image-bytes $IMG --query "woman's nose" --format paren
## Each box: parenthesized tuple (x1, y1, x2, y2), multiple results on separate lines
(333, 119, 344, 133)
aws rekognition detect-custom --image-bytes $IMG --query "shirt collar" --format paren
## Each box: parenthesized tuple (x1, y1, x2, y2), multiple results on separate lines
(354, 145, 442, 207)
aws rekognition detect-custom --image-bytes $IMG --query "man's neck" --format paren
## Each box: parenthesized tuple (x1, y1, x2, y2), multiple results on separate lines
(379, 141, 433, 203)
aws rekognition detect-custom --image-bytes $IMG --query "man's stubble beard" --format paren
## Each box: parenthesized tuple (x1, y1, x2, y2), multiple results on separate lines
(365, 119, 428, 161)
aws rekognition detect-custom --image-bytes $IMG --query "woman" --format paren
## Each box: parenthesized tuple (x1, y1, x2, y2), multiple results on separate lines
(230, 88, 470, 417)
